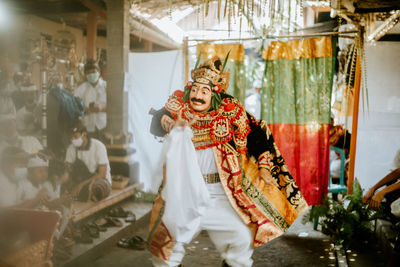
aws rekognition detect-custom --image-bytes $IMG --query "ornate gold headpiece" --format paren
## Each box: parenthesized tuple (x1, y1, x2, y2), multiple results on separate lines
(191, 56, 230, 93)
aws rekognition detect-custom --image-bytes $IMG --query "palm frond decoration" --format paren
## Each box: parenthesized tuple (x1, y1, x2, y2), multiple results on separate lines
(222, 50, 231, 72)
(194, 52, 202, 69)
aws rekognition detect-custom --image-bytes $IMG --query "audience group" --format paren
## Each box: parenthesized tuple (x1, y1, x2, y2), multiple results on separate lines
(0, 60, 110, 258)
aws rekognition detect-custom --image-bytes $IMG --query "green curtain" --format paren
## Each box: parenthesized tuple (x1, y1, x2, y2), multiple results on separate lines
(260, 36, 337, 205)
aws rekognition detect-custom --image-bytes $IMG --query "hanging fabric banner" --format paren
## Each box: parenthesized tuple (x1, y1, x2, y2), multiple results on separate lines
(196, 43, 246, 103)
(261, 36, 336, 205)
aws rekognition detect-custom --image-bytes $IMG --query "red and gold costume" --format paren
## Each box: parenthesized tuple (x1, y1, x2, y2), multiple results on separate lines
(148, 57, 308, 262)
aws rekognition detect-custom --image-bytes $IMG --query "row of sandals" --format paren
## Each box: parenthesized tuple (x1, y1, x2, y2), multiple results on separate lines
(53, 206, 138, 261)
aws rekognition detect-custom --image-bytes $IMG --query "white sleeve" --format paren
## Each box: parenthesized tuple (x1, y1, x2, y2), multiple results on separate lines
(74, 83, 84, 98)
(66, 145, 76, 164)
(98, 82, 107, 107)
(31, 137, 43, 152)
(95, 142, 108, 165)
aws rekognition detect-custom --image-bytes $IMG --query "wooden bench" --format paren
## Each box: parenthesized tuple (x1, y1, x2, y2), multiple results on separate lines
(70, 183, 143, 223)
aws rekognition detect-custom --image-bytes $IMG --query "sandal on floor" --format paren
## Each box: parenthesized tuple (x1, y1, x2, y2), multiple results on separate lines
(117, 236, 146, 250)
(88, 222, 107, 232)
(83, 224, 100, 238)
(53, 247, 72, 261)
(125, 214, 136, 223)
(72, 228, 93, 244)
(57, 236, 75, 249)
(109, 206, 132, 218)
(94, 218, 108, 227)
(104, 216, 123, 227)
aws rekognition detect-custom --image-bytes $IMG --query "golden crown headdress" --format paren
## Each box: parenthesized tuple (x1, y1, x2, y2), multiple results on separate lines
(191, 56, 230, 93)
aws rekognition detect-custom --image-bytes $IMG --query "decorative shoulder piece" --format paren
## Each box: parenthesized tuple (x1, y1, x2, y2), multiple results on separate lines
(164, 90, 185, 116)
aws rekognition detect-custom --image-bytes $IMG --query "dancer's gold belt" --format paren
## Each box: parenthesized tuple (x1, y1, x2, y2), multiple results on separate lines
(202, 173, 220, 184)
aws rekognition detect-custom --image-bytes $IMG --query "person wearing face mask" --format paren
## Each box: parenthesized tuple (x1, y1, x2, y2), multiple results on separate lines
(0, 146, 29, 208)
(15, 155, 50, 209)
(74, 60, 107, 139)
(0, 115, 43, 155)
(16, 83, 41, 137)
(65, 123, 111, 202)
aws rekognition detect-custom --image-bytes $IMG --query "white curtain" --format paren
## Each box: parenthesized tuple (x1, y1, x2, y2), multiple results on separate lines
(127, 50, 184, 191)
(355, 42, 400, 190)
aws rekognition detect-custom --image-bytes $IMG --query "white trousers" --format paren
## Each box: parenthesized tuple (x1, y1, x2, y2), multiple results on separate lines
(152, 190, 254, 267)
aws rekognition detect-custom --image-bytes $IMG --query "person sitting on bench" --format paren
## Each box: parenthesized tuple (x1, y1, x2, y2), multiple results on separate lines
(65, 123, 111, 202)
(16, 155, 50, 209)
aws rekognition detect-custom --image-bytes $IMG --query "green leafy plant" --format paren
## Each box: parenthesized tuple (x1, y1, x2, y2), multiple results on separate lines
(303, 179, 384, 249)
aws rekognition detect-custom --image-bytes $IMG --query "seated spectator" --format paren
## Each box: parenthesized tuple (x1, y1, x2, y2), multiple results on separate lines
(15, 155, 49, 209)
(0, 146, 29, 208)
(16, 83, 41, 137)
(42, 159, 72, 240)
(329, 116, 351, 183)
(66, 123, 111, 202)
(363, 149, 400, 214)
(0, 115, 42, 155)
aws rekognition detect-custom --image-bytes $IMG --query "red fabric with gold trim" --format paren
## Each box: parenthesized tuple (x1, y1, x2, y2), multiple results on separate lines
(258, 151, 273, 171)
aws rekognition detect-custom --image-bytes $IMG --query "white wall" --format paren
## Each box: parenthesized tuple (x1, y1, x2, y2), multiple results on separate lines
(355, 42, 400, 190)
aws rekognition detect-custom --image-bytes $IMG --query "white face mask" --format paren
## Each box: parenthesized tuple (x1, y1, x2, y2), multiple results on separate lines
(86, 73, 99, 84)
(72, 137, 83, 147)
(14, 167, 27, 181)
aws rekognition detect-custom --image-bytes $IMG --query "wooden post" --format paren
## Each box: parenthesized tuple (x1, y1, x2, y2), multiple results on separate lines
(183, 36, 189, 83)
(87, 11, 97, 60)
(347, 54, 362, 194)
(144, 40, 153, 52)
(40, 37, 48, 148)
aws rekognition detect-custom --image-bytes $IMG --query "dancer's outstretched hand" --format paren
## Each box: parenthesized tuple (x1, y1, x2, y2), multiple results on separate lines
(173, 113, 197, 130)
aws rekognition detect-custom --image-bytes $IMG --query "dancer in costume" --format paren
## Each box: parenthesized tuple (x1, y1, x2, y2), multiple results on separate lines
(148, 56, 308, 267)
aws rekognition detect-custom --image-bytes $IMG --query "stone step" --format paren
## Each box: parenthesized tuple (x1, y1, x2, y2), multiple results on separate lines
(60, 201, 152, 267)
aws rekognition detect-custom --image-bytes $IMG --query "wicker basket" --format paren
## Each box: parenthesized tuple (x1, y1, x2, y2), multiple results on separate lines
(112, 176, 130, 189)
(2, 240, 48, 267)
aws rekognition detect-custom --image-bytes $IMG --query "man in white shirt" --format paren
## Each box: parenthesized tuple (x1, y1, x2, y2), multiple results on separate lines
(0, 115, 43, 155)
(74, 60, 107, 138)
(65, 124, 111, 201)
(16, 83, 41, 137)
(16, 155, 49, 208)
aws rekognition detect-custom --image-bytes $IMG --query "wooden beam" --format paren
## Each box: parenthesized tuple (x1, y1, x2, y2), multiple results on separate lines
(87, 11, 98, 60)
(379, 34, 400, 41)
(129, 18, 180, 49)
(183, 36, 189, 83)
(80, 0, 107, 19)
(347, 54, 362, 194)
(9, 0, 89, 14)
(355, 0, 400, 13)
